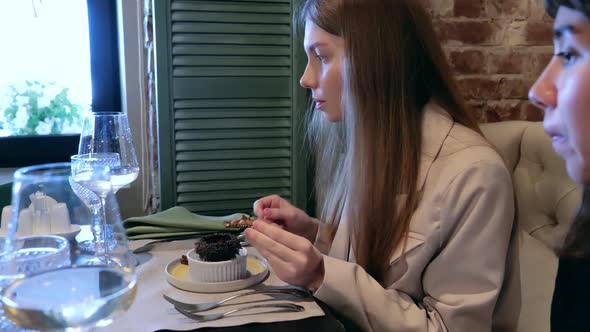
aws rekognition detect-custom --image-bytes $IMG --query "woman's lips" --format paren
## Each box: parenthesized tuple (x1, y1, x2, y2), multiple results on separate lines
(550, 135, 569, 155)
(315, 100, 326, 109)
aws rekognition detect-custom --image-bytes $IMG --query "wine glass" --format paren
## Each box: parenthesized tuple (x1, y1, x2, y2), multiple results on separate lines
(70, 154, 119, 263)
(0, 163, 137, 331)
(78, 112, 140, 194)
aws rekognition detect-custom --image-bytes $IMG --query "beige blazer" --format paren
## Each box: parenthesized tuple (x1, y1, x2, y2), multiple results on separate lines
(313, 103, 520, 332)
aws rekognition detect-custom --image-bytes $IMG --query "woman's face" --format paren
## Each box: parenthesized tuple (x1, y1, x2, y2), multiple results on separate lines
(300, 19, 345, 122)
(529, 6, 590, 184)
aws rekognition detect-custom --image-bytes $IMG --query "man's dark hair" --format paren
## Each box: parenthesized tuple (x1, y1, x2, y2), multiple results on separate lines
(545, 0, 590, 18)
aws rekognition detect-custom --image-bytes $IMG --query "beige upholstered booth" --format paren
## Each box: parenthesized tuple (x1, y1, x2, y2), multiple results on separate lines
(480, 121, 582, 332)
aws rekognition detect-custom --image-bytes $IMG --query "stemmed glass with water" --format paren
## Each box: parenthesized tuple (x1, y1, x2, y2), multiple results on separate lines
(78, 112, 140, 193)
(72, 112, 140, 260)
(70, 155, 118, 263)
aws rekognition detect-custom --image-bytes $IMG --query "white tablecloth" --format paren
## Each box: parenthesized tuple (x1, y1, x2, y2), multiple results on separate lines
(98, 239, 325, 332)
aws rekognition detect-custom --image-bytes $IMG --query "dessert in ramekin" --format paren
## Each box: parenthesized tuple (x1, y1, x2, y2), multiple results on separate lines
(187, 233, 247, 282)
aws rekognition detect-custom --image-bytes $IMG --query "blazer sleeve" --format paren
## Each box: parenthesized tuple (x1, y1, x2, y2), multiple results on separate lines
(312, 160, 516, 332)
(314, 221, 335, 254)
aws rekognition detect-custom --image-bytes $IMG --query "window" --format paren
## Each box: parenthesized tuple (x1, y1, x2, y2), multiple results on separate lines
(0, 0, 120, 167)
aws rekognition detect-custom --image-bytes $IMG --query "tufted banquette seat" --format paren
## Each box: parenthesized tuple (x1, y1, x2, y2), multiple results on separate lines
(480, 121, 582, 332)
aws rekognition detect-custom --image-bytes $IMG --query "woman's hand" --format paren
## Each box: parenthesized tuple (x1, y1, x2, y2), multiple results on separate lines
(245, 220, 324, 290)
(253, 195, 319, 243)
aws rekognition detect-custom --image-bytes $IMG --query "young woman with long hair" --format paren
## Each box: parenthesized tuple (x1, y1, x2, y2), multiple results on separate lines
(245, 0, 520, 330)
(529, 1, 590, 330)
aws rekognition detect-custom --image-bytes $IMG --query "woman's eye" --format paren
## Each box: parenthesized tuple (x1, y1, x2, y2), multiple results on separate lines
(555, 51, 578, 65)
(314, 53, 327, 63)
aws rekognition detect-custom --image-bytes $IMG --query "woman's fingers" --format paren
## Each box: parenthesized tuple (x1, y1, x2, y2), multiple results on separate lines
(250, 239, 304, 286)
(251, 220, 310, 252)
(253, 195, 284, 218)
(245, 225, 294, 262)
(245, 223, 323, 288)
(260, 251, 301, 285)
(261, 207, 295, 223)
(257, 218, 288, 231)
(252, 199, 267, 218)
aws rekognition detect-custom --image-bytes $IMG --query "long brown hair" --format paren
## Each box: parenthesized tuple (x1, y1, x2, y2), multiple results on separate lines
(544, 0, 590, 258)
(301, 0, 481, 282)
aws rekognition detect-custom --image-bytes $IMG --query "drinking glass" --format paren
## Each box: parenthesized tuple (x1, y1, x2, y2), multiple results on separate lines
(78, 112, 140, 193)
(0, 235, 70, 332)
(0, 163, 137, 331)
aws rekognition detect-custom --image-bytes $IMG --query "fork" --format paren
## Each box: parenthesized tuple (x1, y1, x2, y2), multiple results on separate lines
(175, 303, 305, 322)
(163, 287, 309, 312)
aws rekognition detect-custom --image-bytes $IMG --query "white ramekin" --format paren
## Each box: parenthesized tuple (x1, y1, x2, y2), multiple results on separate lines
(187, 247, 248, 282)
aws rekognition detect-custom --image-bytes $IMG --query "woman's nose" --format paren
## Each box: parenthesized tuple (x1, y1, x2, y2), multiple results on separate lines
(529, 62, 557, 110)
(300, 64, 317, 89)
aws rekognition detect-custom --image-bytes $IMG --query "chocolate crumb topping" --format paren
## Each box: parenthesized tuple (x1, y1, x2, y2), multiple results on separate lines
(194, 233, 242, 262)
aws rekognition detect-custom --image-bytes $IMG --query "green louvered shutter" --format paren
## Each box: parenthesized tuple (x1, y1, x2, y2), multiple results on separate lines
(153, 0, 308, 215)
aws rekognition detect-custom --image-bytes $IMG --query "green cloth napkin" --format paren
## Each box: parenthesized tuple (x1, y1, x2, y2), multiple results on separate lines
(123, 206, 248, 240)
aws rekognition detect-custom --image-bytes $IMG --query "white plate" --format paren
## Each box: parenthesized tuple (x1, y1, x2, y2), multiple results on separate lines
(165, 254, 269, 293)
(0, 224, 81, 241)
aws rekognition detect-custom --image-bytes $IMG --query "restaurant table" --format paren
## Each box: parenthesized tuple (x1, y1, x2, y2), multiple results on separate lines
(94, 236, 347, 332)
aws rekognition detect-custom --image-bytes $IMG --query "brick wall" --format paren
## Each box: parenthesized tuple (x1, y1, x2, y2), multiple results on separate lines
(424, 0, 553, 122)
